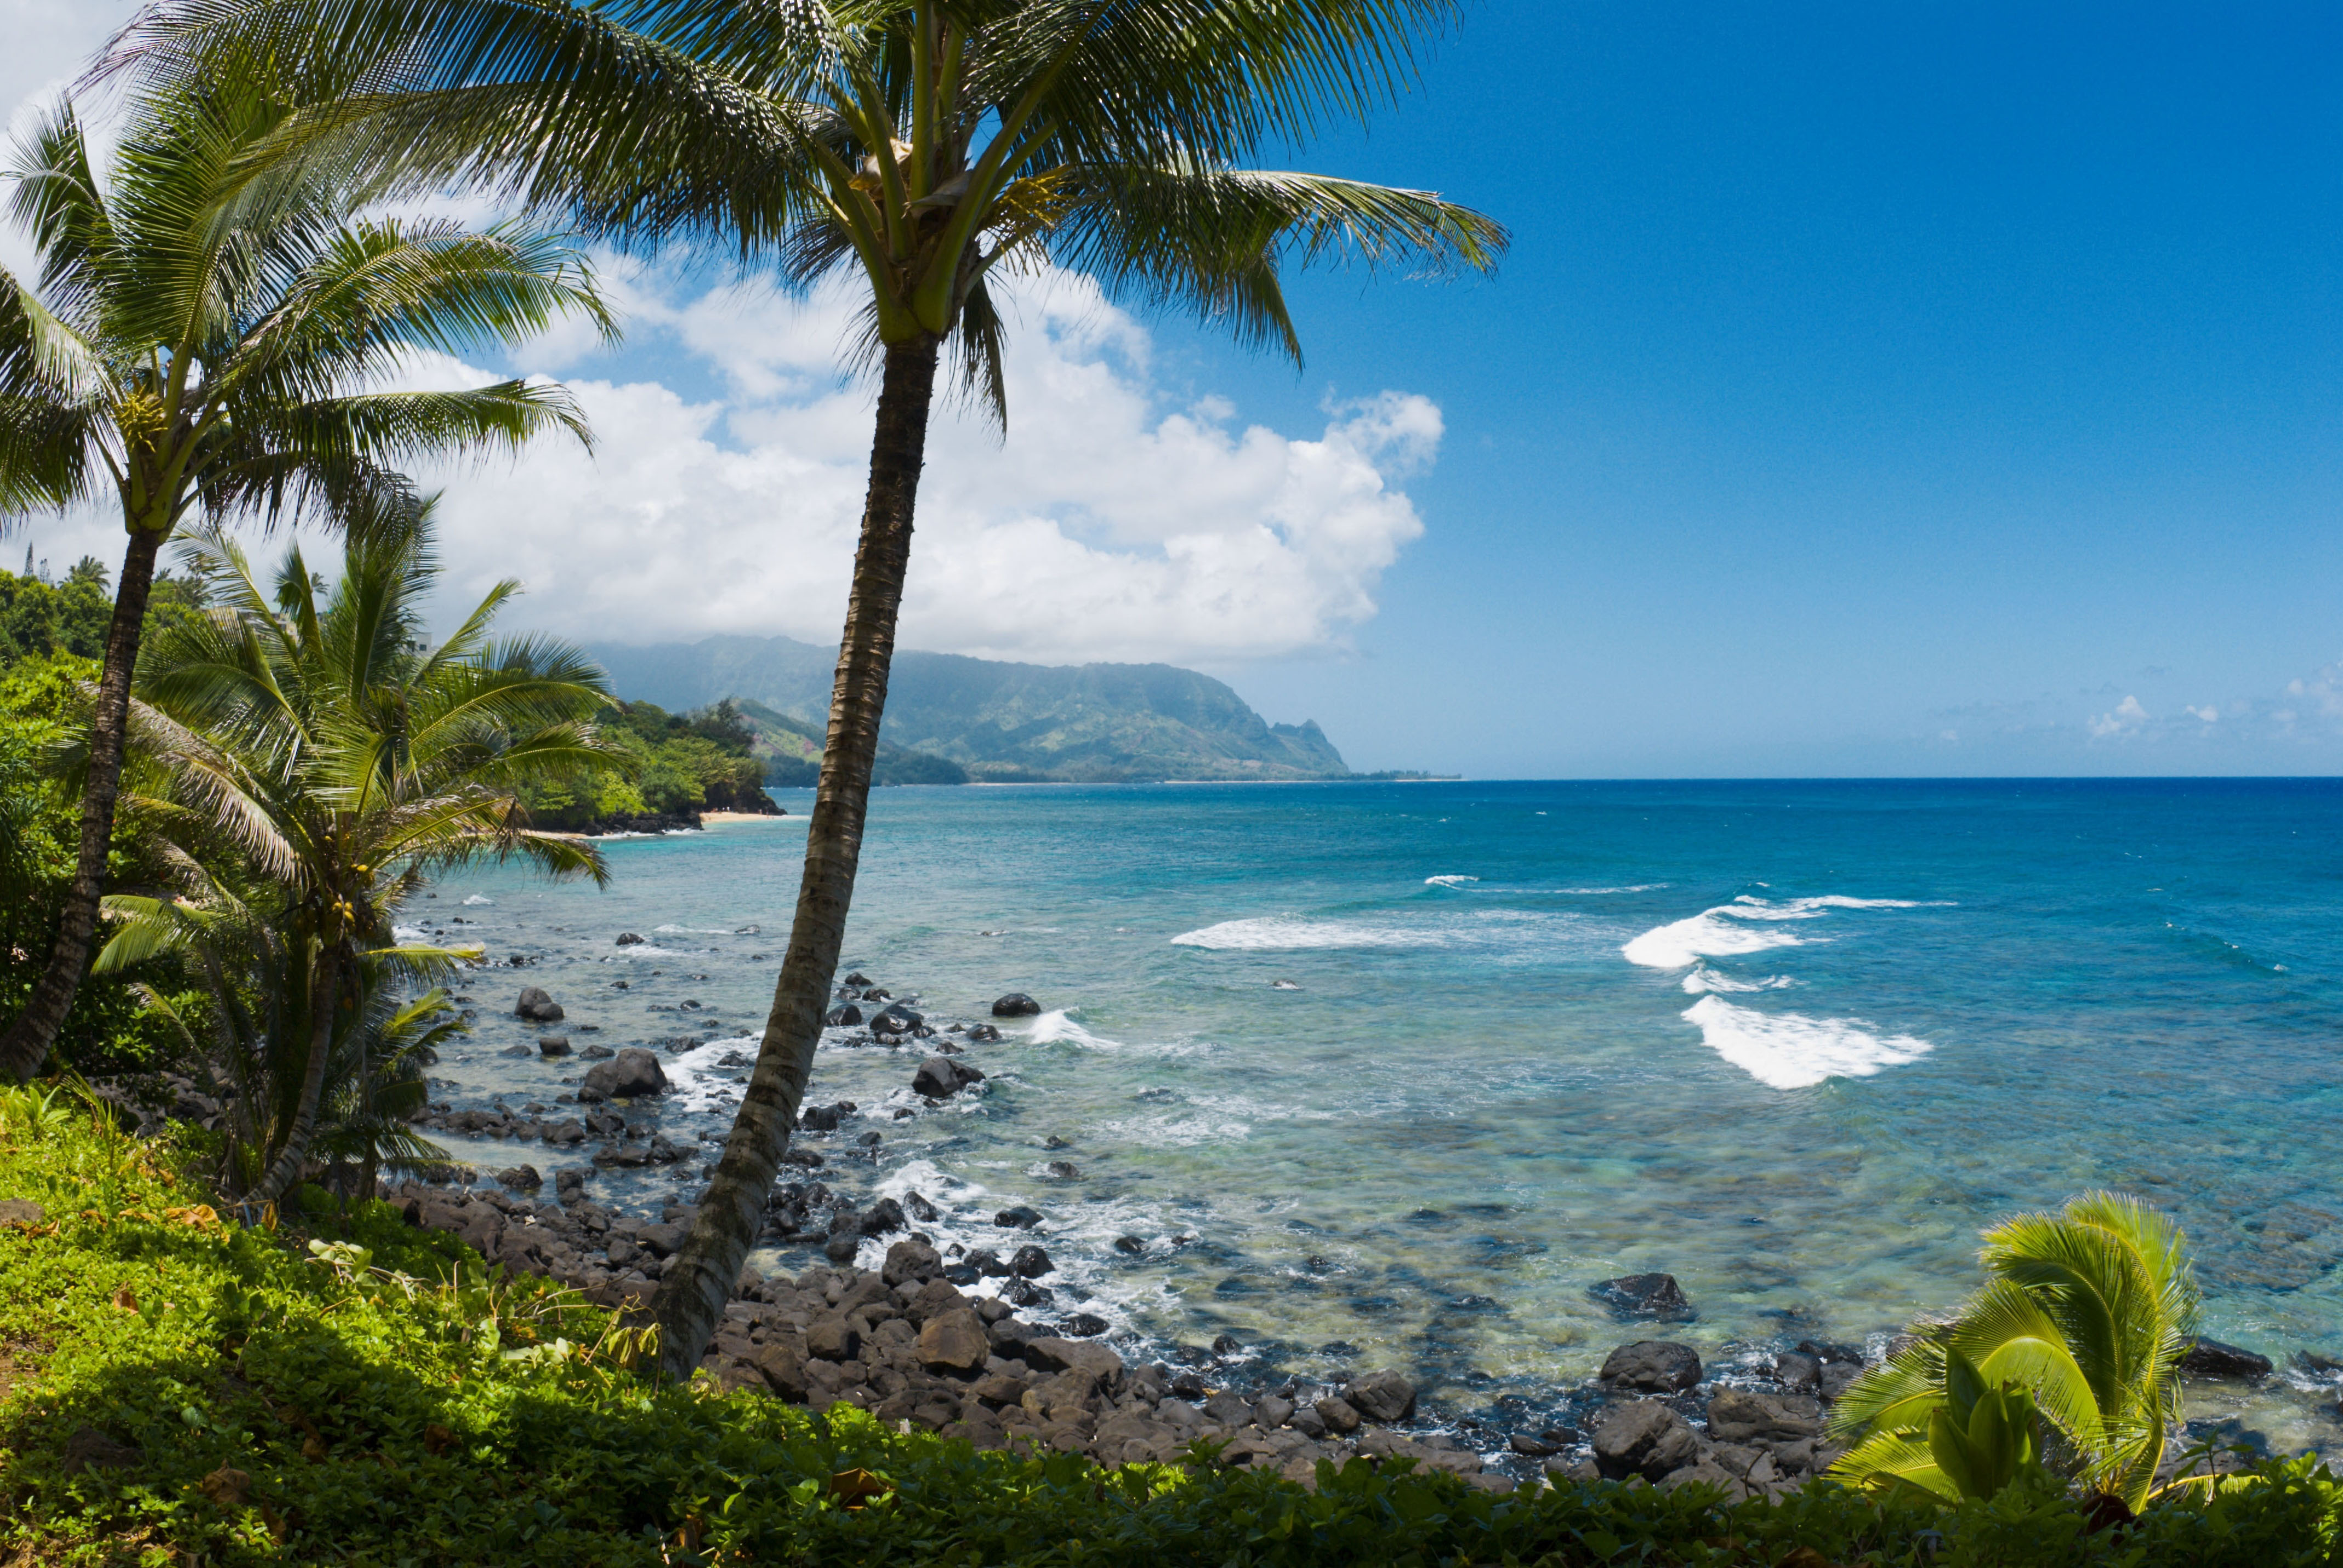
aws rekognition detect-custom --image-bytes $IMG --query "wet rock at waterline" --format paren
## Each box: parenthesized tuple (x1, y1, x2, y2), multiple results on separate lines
(1599, 1341, 1703, 1394)
(2180, 1338, 2274, 1380)
(912, 1056, 985, 1099)
(537, 1035, 572, 1058)
(580, 1047, 669, 1102)
(514, 985, 564, 1023)
(991, 993, 1042, 1017)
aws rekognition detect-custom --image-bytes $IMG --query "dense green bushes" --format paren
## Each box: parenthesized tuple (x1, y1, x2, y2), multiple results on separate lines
(0, 655, 203, 1076)
(1, 1102, 2337, 1566)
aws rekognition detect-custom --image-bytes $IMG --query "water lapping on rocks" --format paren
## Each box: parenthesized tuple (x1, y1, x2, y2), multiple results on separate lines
(398, 779, 2343, 1465)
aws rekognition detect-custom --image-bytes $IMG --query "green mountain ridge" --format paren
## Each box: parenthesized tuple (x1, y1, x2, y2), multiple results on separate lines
(584, 634, 1354, 783)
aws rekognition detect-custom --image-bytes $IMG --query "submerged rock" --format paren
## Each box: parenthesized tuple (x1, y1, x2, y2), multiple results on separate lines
(1590, 1271, 1696, 1322)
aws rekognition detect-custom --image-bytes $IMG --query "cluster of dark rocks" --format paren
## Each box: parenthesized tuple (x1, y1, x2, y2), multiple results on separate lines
(379, 1191, 1497, 1487)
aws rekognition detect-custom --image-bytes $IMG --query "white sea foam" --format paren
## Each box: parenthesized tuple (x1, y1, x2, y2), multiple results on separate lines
(1624, 894, 1933, 968)
(661, 1034, 761, 1112)
(1682, 996, 1932, 1088)
(1681, 967, 1796, 994)
(461, 894, 494, 906)
(392, 924, 428, 944)
(1556, 883, 1669, 895)
(653, 922, 743, 934)
(1424, 874, 1480, 887)
(1171, 916, 1438, 950)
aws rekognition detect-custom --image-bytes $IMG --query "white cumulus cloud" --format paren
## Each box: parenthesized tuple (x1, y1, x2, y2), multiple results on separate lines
(413, 267, 1440, 664)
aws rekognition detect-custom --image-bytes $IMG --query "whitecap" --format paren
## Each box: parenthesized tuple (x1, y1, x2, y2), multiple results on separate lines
(461, 894, 494, 906)
(1625, 893, 1936, 968)
(1624, 912, 1813, 968)
(1555, 883, 1669, 895)
(1025, 1010, 1122, 1051)
(1424, 874, 1480, 887)
(1682, 995, 1932, 1088)
(1681, 967, 1796, 994)
(1171, 916, 1438, 951)
(653, 922, 743, 935)
(391, 924, 429, 944)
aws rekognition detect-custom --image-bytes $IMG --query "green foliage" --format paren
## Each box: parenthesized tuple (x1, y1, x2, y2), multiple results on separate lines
(521, 697, 772, 826)
(1833, 1192, 2201, 1510)
(0, 563, 212, 670)
(0, 1108, 2337, 1565)
(0, 653, 198, 1074)
(95, 503, 616, 1196)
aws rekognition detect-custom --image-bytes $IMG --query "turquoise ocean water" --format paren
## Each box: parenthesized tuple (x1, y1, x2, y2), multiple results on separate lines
(416, 779, 2343, 1446)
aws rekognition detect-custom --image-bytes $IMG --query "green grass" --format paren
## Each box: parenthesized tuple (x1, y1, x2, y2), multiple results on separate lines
(1, 1088, 2338, 1566)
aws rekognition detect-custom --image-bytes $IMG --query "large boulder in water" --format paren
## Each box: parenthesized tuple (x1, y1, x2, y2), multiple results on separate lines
(872, 1002, 924, 1035)
(1590, 1271, 1695, 1322)
(912, 1056, 984, 1098)
(582, 1047, 668, 1101)
(1600, 1341, 1703, 1393)
(991, 993, 1042, 1017)
(514, 985, 564, 1023)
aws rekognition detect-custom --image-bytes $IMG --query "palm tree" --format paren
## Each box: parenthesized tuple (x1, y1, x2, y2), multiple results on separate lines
(107, 0, 1506, 1375)
(0, 77, 612, 1082)
(98, 880, 466, 1201)
(1829, 1191, 2200, 1511)
(91, 499, 619, 1203)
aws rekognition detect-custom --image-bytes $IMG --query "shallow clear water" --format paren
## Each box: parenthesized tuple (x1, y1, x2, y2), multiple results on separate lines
(415, 779, 2343, 1450)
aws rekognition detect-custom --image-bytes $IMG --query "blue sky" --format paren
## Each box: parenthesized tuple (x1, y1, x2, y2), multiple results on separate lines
(5, 1, 2340, 777)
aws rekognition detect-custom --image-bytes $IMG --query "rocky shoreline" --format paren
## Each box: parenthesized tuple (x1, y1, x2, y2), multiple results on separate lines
(89, 953, 2318, 1493)
(375, 1177, 1863, 1496)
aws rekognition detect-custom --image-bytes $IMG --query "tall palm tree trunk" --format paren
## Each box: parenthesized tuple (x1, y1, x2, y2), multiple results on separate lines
(654, 337, 940, 1377)
(253, 946, 341, 1204)
(0, 523, 168, 1082)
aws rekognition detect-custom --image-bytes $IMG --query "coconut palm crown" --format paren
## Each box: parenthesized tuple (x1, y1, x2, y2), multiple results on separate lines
(0, 76, 611, 1082)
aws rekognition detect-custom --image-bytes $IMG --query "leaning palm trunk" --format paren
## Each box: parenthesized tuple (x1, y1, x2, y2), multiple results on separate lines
(654, 338, 939, 1376)
(252, 948, 342, 1205)
(0, 524, 164, 1081)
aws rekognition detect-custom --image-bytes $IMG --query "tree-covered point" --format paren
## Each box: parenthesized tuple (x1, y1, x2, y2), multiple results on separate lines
(520, 698, 776, 830)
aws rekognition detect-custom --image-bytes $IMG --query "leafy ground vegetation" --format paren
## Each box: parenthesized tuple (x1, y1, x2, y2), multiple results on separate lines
(0, 1096, 2337, 1566)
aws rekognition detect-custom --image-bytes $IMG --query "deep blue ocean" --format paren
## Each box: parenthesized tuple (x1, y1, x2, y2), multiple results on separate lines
(415, 778, 2343, 1445)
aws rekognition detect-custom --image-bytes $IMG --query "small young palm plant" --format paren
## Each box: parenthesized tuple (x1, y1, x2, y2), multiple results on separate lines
(1829, 1190, 2199, 1511)
(96, 497, 619, 1204)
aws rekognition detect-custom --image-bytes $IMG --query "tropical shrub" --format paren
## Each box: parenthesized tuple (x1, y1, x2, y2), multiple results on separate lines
(95, 503, 616, 1202)
(1831, 1191, 2199, 1509)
